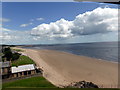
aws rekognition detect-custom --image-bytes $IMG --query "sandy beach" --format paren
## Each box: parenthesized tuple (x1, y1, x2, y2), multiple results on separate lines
(14, 47, 118, 88)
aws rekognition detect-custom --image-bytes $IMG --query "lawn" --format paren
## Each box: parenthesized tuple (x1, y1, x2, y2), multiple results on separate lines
(3, 76, 56, 88)
(12, 55, 35, 66)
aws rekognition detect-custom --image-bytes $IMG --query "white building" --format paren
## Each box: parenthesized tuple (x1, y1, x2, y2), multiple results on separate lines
(11, 64, 37, 78)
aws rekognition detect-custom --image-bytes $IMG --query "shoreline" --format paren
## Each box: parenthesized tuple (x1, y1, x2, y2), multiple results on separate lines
(21, 47, 118, 64)
(13, 47, 118, 88)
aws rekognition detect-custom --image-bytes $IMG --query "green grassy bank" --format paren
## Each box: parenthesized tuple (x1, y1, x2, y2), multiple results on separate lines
(3, 76, 56, 88)
(12, 55, 35, 66)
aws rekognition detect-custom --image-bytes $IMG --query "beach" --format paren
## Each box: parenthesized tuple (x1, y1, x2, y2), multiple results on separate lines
(14, 47, 118, 88)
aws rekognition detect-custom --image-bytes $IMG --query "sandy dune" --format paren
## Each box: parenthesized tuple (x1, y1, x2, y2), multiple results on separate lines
(14, 47, 118, 88)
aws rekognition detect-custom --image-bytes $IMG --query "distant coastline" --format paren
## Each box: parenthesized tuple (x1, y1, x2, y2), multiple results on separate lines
(1, 41, 119, 46)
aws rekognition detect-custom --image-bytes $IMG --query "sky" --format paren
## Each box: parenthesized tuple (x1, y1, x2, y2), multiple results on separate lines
(1, 2, 119, 45)
(2, 0, 74, 2)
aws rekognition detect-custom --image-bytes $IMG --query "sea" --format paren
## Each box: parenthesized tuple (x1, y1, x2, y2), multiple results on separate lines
(24, 42, 119, 62)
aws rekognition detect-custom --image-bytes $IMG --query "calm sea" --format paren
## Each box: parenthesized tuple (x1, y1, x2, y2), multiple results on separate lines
(24, 42, 118, 62)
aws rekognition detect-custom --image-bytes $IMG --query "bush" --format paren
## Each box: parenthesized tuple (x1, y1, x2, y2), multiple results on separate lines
(3, 47, 13, 61)
(12, 53, 20, 60)
(2, 47, 21, 61)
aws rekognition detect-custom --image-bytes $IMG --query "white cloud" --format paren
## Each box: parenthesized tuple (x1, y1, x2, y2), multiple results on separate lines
(30, 19, 34, 21)
(1, 27, 11, 31)
(29, 22, 33, 25)
(0, 27, 32, 44)
(29, 18, 44, 23)
(20, 22, 33, 27)
(36, 18, 44, 21)
(71, 7, 118, 35)
(31, 7, 118, 40)
(1, 7, 118, 45)
(20, 24, 29, 27)
(0, 18, 10, 22)
(31, 18, 73, 39)
(0, 27, 13, 42)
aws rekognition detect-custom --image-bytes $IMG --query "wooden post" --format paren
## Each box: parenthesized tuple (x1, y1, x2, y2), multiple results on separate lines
(34, 70, 36, 74)
(4, 68, 8, 74)
(22, 72, 24, 77)
(13, 73, 17, 78)
(18, 72, 21, 77)
(27, 71, 29, 76)
(33, 70, 35, 74)
(31, 70, 34, 74)
(31, 71, 33, 75)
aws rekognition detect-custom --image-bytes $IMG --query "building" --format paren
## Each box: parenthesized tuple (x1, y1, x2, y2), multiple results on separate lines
(11, 64, 37, 78)
(0, 61, 11, 79)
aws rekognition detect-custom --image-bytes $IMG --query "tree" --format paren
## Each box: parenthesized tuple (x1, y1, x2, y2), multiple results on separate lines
(12, 53, 20, 60)
(3, 47, 13, 61)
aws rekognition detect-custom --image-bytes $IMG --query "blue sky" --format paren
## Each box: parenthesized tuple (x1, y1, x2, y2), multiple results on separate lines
(3, 2, 103, 30)
(1, 2, 118, 45)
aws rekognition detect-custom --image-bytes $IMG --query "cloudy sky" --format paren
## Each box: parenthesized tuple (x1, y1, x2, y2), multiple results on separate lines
(1, 2, 118, 45)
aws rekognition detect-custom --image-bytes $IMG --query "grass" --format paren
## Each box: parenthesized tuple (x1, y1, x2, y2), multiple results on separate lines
(12, 48, 24, 52)
(12, 55, 35, 66)
(3, 76, 56, 88)
(0, 53, 3, 56)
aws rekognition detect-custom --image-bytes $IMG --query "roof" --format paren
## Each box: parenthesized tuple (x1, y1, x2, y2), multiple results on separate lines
(0, 61, 10, 68)
(11, 64, 35, 73)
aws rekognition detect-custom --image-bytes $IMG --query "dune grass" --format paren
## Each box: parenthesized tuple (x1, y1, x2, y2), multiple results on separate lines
(12, 55, 35, 66)
(3, 76, 56, 88)
(12, 48, 24, 52)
